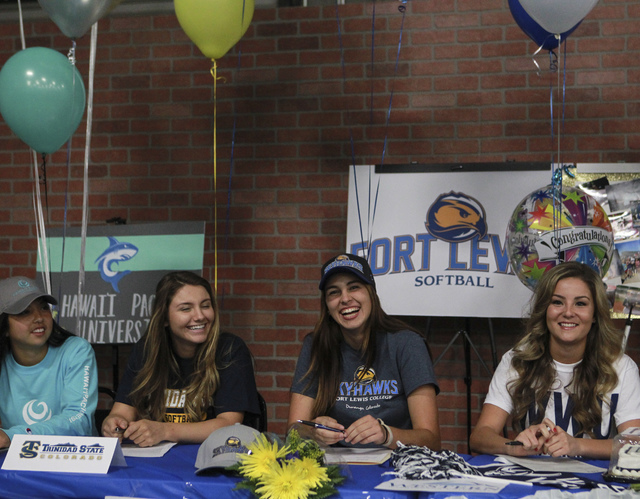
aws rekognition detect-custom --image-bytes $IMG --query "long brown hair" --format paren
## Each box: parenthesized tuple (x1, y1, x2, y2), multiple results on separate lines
(129, 271, 222, 422)
(303, 280, 426, 418)
(509, 262, 622, 437)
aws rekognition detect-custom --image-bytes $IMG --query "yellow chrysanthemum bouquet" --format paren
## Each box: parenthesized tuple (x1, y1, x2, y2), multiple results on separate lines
(232, 429, 345, 499)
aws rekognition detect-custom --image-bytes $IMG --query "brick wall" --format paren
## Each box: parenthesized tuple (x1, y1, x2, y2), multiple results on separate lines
(1, 0, 639, 453)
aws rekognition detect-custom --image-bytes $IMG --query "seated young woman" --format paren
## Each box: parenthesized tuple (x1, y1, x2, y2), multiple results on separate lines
(101, 271, 260, 447)
(470, 262, 640, 459)
(288, 253, 440, 450)
(0, 277, 97, 446)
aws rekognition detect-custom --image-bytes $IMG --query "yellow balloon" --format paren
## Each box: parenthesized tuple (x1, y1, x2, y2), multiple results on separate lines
(175, 0, 254, 60)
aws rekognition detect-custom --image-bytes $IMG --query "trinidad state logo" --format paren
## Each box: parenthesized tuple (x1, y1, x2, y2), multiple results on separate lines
(425, 191, 487, 243)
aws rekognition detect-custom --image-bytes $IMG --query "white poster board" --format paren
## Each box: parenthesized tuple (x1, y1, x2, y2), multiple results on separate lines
(346, 164, 552, 318)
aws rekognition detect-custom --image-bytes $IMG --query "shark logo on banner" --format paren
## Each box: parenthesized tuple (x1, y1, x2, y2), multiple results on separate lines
(94, 237, 139, 293)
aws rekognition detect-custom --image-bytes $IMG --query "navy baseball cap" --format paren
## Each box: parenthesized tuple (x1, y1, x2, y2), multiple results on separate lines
(319, 253, 375, 290)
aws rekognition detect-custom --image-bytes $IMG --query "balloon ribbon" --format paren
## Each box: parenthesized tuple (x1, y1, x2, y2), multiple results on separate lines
(209, 60, 225, 295)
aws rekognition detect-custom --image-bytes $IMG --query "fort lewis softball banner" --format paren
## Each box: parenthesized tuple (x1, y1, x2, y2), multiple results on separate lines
(346, 164, 552, 319)
(37, 222, 205, 344)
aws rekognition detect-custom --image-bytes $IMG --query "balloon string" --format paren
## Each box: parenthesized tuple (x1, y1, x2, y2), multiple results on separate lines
(220, 48, 244, 308)
(365, 1, 407, 257)
(335, 4, 366, 258)
(548, 50, 558, 262)
(32, 151, 51, 296)
(17, 0, 26, 50)
(77, 23, 97, 334)
(369, 0, 376, 125)
(210, 59, 224, 295)
(58, 39, 78, 309)
(556, 37, 562, 190)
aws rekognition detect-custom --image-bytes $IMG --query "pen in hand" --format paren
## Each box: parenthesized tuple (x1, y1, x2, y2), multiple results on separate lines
(297, 420, 344, 433)
(505, 440, 524, 446)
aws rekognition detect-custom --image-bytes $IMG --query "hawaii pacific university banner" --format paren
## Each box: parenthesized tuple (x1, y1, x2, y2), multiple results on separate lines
(346, 164, 552, 319)
(37, 222, 205, 344)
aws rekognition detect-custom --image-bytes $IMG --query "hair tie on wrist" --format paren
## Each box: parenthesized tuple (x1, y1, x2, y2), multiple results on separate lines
(377, 418, 393, 447)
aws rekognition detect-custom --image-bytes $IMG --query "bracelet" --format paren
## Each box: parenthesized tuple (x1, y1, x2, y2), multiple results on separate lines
(377, 418, 393, 447)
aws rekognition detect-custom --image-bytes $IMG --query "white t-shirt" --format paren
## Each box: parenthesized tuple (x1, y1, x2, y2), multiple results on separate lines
(485, 349, 640, 438)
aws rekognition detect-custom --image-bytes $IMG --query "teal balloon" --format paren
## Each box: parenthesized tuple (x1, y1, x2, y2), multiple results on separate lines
(0, 47, 85, 154)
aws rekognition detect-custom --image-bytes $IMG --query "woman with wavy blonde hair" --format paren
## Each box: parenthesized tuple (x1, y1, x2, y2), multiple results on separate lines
(102, 271, 260, 446)
(470, 262, 640, 459)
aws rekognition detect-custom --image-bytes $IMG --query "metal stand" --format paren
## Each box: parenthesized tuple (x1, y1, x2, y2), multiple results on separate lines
(623, 305, 635, 352)
(433, 318, 498, 451)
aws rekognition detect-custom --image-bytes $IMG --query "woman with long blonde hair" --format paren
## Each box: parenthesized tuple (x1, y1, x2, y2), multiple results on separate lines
(470, 262, 640, 458)
(102, 271, 260, 446)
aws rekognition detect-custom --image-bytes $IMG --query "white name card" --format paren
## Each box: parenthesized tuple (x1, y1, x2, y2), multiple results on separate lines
(2, 434, 127, 474)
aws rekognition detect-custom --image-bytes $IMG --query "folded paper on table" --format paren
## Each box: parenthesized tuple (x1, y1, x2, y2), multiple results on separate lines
(324, 447, 392, 465)
(376, 477, 508, 493)
(121, 441, 176, 458)
(496, 455, 607, 473)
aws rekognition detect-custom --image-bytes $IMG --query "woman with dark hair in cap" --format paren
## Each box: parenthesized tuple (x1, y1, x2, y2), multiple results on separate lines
(0, 276, 98, 447)
(288, 254, 441, 449)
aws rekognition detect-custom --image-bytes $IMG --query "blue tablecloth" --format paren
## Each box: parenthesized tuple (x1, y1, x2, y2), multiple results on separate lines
(0, 446, 632, 499)
(0, 444, 413, 499)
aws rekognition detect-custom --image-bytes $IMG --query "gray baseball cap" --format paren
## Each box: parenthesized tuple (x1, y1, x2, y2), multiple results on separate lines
(0, 276, 57, 315)
(195, 423, 261, 474)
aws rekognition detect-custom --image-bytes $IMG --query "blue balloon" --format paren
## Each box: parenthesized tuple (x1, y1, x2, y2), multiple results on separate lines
(508, 0, 580, 51)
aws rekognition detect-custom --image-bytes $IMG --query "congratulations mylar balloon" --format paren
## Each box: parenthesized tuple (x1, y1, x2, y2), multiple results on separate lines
(0, 47, 86, 154)
(519, 0, 599, 35)
(38, 0, 124, 39)
(506, 185, 614, 290)
(175, 0, 254, 60)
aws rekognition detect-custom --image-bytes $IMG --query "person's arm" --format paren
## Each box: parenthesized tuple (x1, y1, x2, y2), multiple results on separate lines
(344, 385, 440, 450)
(470, 403, 527, 456)
(287, 392, 346, 446)
(102, 401, 244, 446)
(469, 403, 554, 456)
(122, 411, 244, 447)
(0, 430, 9, 448)
(3, 338, 98, 440)
(101, 402, 137, 438)
(544, 418, 640, 459)
(470, 405, 616, 458)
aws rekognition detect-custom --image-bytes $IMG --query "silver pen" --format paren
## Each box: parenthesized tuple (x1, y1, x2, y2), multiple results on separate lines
(297, 419, 344, 433)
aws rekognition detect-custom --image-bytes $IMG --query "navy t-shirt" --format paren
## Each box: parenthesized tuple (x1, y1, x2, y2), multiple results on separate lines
(117, 332, 260, 421)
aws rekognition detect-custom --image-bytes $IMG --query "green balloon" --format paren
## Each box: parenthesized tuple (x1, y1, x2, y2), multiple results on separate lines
(0, 47, 86, 154)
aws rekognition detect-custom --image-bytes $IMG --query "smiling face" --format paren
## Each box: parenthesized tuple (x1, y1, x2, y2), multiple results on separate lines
(166, 284, 215, 358)
(324, 273, 372, 347)
(546, 277, 595, 363)
(7, 297, 53, 366)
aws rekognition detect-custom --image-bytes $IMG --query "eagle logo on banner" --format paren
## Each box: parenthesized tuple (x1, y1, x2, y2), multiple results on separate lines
(425, 191, 488, 243)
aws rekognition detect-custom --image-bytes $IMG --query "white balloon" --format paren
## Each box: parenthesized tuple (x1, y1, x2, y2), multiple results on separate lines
(38, 0, 123, 39)
(519, 0, 599, 34)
